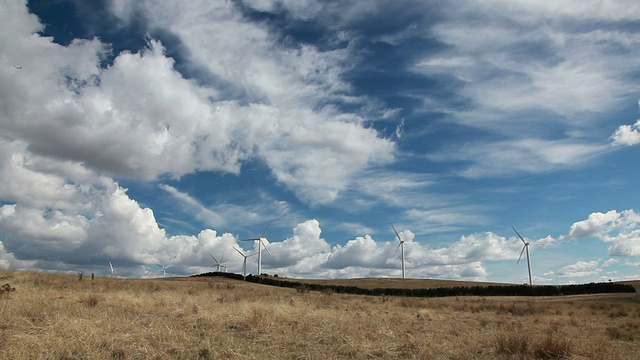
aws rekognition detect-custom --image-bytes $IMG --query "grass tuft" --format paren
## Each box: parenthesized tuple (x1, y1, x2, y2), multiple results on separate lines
(81, 294, 101, 308)
(494, 332, 528, 356)
(533, 331, 572, 359)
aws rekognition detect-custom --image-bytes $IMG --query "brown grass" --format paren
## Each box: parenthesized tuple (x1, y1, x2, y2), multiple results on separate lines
(0, 270, 639, 359)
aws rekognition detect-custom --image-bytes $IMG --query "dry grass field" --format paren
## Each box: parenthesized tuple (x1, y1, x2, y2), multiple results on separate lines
(1, 270, 639, 359)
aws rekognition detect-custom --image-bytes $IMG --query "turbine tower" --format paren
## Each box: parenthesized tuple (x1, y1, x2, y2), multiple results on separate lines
(512, 226, 532, 285)
(233, 246, 256, 279)
(392, 226, 406, 279)
(241, 221, 272, 275)
(156, 263, 172, 278)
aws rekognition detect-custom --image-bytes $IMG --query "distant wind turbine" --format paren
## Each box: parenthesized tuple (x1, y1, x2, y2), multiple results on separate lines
(392, 226, 406, 279)
(156, 263, 172, 278)
(233, 246, 257, 279)
(512, 226, 532, 285)
(241, 221, 272, 275)
(109, 262, 115, 277)
(209, 253, 227, 272)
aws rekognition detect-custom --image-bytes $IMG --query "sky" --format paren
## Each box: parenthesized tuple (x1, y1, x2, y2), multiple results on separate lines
(1, 0, 640, 284)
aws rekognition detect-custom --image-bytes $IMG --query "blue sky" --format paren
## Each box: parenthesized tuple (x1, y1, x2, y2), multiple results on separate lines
(1, 0, 640, 283)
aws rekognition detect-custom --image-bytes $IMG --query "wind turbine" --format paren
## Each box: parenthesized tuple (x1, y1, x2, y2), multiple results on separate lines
(109, 262, 115, 277)
(156, 263, 172, 278)
(241, 221, 272, 275)
(233, 246, 257, 279)
(512, 226, 532, 285)
(392, 226, 406, 279)
(209, 253, 227, 273)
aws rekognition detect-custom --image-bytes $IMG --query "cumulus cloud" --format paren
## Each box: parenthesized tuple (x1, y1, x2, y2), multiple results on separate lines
(0, 1, 397, 276)
(107, 0, 396, 204)
(0, 133, 506, 280)
(3, 1, 640, 284)
(556, 260, 602, 278)
(611, 120, 640, 146)
(1, 1, 395, 207)
(567, 209, 640, 256)
(0, 140, 245, 275)
(263, 220, 331, 272)
(422, 232, 521, 265)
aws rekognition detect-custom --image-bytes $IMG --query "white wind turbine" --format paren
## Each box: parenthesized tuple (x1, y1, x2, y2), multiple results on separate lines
(209, 253, 227, 273)
(156, 263, 172, 278)
(392, 226, 407, 279)
(109, 262, 115, 277)
(241, 221, 272, 276)
(233, 246, 257, 279)
(512, 226, 532, 285)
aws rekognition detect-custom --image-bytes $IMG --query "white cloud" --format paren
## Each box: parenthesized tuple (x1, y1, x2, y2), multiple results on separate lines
(107, 0, 396, 204)
(264, 220, 331, 270)
(556, 260, 602, 278)
(420, 232, 521, 266)
(2, 1, 640, 284)
(412, 1, 640, 177)
(0, 1, 396, 277)
(603, 258, 619, 267)
(0, 140, 247, 274)
(567, 209, 640, 256)
(1, 1, 395, 207)
(434, 138, 608, 178)
(324, 235, 387, 269)
(611, 120, 640, 146)
(0, 240, 36, 270)
(158, 184, 226, 227)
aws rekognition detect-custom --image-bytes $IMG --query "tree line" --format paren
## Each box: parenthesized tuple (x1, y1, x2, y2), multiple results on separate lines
(192, 272, 636, 297)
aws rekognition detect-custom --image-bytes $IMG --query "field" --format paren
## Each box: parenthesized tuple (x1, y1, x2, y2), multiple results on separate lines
(0, 271, 639, 359)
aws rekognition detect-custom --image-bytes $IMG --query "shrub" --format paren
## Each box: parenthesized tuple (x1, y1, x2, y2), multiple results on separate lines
(0, 284, 15, 294)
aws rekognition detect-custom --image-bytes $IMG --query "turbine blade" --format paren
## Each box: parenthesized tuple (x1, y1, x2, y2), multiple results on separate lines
(393, 242, 402, 256)
(512, 226, 526, 244)
(165, 265, 173, 269)
(392, 225, 402, 242)
(109, 262, 114, 272)
(232, 246, 245, 256)
(209, 253, 219, 264)
(261, 220, 272, 238)
(240, 238, 260, 242)
(261, 240, 272, 255)
(517, 245, 526, 264)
